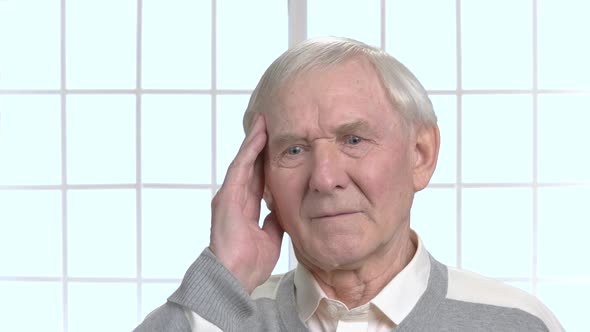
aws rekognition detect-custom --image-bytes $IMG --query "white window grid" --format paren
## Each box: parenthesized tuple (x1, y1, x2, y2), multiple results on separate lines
(0, 0, 588, 330)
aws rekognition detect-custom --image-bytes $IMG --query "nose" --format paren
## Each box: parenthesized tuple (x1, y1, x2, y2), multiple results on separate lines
(308, 141, 350, 194)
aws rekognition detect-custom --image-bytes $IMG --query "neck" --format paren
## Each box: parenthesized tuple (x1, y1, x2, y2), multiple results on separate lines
(303, 229, 417, 308)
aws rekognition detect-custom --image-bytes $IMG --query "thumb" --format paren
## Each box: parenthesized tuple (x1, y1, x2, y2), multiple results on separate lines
(262, 211, 284, 247)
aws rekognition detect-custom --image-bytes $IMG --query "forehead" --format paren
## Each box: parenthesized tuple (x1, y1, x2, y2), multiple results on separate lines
(266, 58, 399, 135)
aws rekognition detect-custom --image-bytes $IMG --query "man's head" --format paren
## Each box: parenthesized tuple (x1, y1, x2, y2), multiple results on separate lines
(243, 36, 437, 133)
(244, 37, 440, 272)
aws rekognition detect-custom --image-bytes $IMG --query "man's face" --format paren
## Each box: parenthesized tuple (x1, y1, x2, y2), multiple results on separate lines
(264, 58, 418, 271)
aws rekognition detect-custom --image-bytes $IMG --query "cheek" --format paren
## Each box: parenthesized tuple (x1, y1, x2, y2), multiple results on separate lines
(266, 167, 307, 223)
(357, 146, 415, 200)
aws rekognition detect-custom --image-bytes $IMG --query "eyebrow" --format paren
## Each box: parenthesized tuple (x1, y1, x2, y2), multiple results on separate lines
(334, 120, 372, 136)
(269, 120, 374, 149)
(269, 133, 303, 150)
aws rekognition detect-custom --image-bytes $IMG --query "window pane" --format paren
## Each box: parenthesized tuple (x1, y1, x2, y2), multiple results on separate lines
(538, 0, 590, 89)
(308, 0, 381, 47)
(411, 188, 457, 267)
(142, 189, 211, 278)
(538, 187, 590, 277)
(461, 0, 532, 89)
(66, 95, 136, 184)
(141, 282, 180, 319)
(0, 0, 60, 89)
(429, 95, 457, 184)
(217, 0, 287, 90)
(142, 95, 211, 184)
(462, 95, 533, 183)
(537, 282, 590, 332)
(69, 282, 136, 332)
(0, 95, 61, 185)
(66, 0, 136, 88)
(0, 190, 61, 276)
(537, 95, 590, 183)
(387, 0, 456, 90)
(142, 0, 211, 89)
(462, 188, 532, 277)
(68, 189, 136, 278)
(216, 95, 249, 184)
(0, 281, 62, 332)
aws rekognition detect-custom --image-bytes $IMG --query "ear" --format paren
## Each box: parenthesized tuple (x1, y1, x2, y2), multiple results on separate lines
(263, 186, 274, 210)
(412, 124, 440, 192)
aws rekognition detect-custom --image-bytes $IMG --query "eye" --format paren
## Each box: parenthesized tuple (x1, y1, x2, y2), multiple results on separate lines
(287, 146, 303, 155)
(346, 135, 363, 145)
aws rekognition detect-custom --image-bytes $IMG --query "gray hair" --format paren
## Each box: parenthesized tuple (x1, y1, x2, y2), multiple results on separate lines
(242, 36, 436, 133)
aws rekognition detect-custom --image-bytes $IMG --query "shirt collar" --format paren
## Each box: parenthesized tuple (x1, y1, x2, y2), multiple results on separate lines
(293, 230, 430, 325)
(371, 231, 430, 324)
(294, 259, 327, 323)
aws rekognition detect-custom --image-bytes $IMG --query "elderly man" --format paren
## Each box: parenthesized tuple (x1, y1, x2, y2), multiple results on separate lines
(136, 37, 563, 331)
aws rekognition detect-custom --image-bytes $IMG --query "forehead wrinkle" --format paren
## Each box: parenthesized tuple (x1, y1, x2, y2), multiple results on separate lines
(269, 119, 379, 151)
(269, 59, 394, 149)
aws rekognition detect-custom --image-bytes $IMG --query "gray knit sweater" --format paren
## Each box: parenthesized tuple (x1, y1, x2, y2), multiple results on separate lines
(134, 249, 559, 331)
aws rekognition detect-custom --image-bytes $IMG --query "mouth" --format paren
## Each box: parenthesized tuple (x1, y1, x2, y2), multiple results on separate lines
(310, 211, 360, 220)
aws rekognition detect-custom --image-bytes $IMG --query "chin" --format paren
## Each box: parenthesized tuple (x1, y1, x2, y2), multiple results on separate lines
(306, 241, 370, 270)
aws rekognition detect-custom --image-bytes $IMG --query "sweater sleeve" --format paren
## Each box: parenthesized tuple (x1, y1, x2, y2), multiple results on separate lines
(166, 248, 263, 332)
(136, 248, 304, 332)
(133, 248, 252, 332)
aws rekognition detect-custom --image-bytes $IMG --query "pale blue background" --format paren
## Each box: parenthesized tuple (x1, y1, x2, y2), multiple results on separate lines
(0, 0, 588, 331)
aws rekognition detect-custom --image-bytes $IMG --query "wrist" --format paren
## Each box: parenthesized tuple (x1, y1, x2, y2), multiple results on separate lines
(208, 246, 261, 294)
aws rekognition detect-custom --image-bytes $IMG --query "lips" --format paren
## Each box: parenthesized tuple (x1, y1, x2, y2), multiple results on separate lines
(310, 211, 360, 219)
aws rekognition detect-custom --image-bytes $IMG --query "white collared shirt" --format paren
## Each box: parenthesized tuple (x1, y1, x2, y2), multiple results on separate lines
(293, 233, 430, 331)
(187, 232, 431, 332)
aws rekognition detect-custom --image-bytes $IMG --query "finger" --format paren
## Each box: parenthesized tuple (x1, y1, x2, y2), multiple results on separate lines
(239, 112, 266, 154)
(223, 114, 267, 186)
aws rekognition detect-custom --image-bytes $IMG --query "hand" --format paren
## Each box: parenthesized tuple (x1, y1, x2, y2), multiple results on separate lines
(209, 113, 284, 294)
